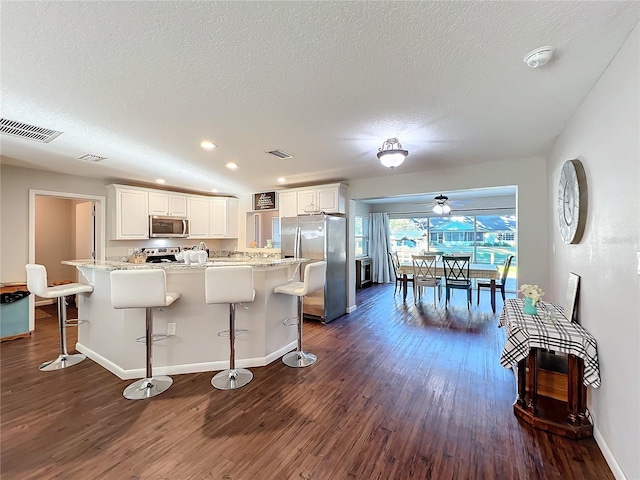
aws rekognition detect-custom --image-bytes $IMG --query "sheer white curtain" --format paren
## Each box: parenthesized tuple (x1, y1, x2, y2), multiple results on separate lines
(369, 212, 393, 283)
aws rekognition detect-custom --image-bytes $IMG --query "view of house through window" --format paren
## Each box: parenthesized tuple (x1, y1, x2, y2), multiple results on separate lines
(355, 216, 369, 257)
(388, 214, 517, 289)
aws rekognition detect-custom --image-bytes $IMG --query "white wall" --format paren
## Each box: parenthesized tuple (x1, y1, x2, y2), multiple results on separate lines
(0, 165, 108, 282)
(34, 196, 76, 285)
(546, 23, 639, 480)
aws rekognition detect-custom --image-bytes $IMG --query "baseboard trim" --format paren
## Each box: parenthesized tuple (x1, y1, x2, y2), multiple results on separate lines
(35, 299, 55, 307)
(594, 425, 626, 480)
(76, 340, 297, 380)
(346, 304, 357, 313)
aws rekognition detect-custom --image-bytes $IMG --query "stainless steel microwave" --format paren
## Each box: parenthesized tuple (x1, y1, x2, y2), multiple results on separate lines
(149, 215, 189, 238)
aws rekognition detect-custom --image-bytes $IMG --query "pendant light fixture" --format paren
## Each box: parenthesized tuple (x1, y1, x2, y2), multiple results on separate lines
(377, 138, 408, 169)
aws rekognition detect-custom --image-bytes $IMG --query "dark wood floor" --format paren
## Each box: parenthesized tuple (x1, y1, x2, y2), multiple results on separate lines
(1, 286, 612, 479)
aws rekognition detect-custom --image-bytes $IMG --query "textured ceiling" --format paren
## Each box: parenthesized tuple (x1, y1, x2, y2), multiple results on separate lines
(1, 1, 638, 195)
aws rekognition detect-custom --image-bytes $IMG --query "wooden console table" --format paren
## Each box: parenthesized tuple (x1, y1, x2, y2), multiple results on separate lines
(499, 298, 600, 439)
(355, 258, 372, 289)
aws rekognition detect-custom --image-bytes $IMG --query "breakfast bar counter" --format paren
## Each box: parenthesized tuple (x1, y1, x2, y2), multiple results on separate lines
(63, 258, 305, 379)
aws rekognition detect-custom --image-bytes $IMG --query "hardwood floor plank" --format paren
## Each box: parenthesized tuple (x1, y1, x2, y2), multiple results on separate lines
(1, 288, 613, 479)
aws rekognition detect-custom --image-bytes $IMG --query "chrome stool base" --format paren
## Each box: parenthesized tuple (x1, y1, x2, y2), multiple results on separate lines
(123, 376, 173, 400)
(282, 350, 317, 368)
(38, 353, 86, 371)
(211, 368, 253, 390)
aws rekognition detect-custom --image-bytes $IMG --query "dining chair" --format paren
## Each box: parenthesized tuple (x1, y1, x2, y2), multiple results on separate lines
(477, 254, 514, 312)
(411, 255, 441, 306)
(388, 251, 412, 295)
(442, 255, 472, 308)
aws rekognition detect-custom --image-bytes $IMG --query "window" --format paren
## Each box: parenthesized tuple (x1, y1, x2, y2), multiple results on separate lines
(389, 214, 516, 268)
(355, 216, 369, 257)
(271, 217, 281, 248)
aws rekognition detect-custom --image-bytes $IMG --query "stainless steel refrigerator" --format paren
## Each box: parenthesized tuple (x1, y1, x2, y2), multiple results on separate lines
(281, 214, 347, 323)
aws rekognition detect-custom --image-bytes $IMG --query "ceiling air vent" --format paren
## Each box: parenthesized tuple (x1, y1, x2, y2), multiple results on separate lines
(78, 154, 107, 163)
(266, 149, 293, 159)
(0, 118, 63, 143)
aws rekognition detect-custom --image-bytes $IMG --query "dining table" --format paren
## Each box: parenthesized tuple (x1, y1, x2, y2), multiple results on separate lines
(397, 261, 501, 309)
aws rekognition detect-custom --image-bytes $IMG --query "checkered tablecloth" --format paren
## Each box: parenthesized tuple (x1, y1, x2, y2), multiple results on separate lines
(499, 298, 601, 388)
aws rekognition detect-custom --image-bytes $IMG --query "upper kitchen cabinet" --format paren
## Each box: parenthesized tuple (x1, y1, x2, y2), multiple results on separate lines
(148, 191, 187, 217)
(188, 195, 239, 238)
(210, 197, 239, 238)
(279, 183, 348, 218)
(278, 191, 298, 218)
(296, 190, 317, 215)
(107, 185, 149, 240)
(187, 195, 210, 238)
(316, 185, 346, 213)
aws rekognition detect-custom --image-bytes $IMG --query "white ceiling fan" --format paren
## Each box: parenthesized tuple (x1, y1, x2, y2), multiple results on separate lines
(408, 194, 471, 215)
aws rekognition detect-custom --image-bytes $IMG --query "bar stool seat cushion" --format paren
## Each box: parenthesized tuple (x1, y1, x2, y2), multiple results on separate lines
(110, 269, 179, 309)
(26, 264, 93, 298)
(273, 281, 306, 297)
(274, 262, 326, 297)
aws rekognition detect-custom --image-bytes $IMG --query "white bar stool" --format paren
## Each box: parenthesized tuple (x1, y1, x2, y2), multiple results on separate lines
(110, 269, 180, 400)
(205, 266, 255, 390)
(274, 261, 326, 368)
(26, 263, 94, 371)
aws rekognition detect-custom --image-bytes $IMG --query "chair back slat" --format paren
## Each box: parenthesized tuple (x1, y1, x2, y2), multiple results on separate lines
(499, 255, 515, 283)
(388, 251, 400, 278)
(412, 255, 439, 280)
(442, 255, 471, 282)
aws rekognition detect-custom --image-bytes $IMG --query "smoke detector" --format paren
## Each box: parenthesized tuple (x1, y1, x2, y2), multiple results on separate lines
(523, 46, 555, 68)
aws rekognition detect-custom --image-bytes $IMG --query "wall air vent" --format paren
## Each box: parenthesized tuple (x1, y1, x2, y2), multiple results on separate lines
(78, 154, 107, 163)
(266, 149, 293, 159)
(0, 118, 63, 143)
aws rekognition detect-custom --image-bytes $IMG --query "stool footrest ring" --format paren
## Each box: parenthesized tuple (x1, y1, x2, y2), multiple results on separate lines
(65, 319, 87, 327)
(217, 329, 248, 338)
(136, 333, 170, 343)
(283, 317, 299, 327)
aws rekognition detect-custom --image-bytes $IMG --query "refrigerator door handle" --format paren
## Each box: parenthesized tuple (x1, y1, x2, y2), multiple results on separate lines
(294, 226, 301, 259)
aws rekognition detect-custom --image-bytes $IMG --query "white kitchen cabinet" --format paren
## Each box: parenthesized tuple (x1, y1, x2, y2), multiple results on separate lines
(279, 183, 348, 218)
(317, 185, 345, 213)
(278, 191, 298, 218)
(107, 185, 149, 240)
(187, 196, 210, 238)
(149, 192, 187, 216)
(209, 197, 239, 238)
(296, 190, 317, 215)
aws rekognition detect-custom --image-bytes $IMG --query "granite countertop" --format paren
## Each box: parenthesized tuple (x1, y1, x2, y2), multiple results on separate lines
(62, 258, 307, 271)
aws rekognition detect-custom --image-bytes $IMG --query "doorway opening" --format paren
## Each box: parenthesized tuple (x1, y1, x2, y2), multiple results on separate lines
(27, 189, 106, 331)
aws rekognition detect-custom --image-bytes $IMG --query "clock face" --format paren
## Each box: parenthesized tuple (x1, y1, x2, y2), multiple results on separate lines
(557, 160, 586, 244)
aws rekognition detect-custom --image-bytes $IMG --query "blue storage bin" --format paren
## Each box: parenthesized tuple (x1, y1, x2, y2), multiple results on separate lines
(1, 290, 31, 339)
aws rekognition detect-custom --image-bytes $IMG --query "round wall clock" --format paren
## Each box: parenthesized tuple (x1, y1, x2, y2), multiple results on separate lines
(557, 159, 587, 244)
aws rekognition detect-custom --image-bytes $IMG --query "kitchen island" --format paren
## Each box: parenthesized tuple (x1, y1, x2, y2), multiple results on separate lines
(63, 258, 305, 379)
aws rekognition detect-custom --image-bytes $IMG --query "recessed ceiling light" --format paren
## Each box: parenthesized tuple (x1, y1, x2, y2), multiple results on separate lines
(277, 177, 286, 183)
(156, 179, 166, 184)
(200, 141, 216, 150)
(226, 162, 238, 170)
(211, 188, 219, 193)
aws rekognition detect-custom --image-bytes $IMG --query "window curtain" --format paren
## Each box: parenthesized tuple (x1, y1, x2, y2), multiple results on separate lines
(369, 212, 392, 283)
